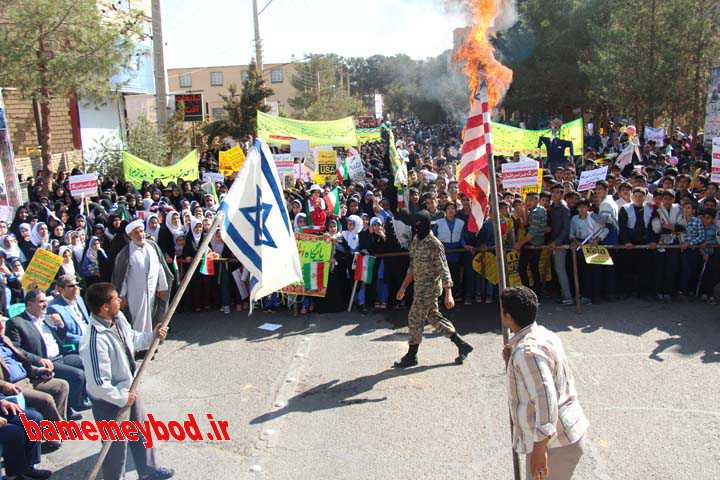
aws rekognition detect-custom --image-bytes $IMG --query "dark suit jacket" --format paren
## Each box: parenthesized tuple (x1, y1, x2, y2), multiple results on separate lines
(48, 295, 90, 354)
(6, 312, 61, 364)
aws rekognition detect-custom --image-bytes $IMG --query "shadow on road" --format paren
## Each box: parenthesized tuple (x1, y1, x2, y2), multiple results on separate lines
(250, 363, 456, 425)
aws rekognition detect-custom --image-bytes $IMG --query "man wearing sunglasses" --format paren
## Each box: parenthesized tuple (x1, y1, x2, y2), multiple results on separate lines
(48, 275, 92, 356)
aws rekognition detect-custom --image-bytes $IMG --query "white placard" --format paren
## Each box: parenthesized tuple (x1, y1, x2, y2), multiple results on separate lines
(501, 160, 539, 189)
(644, 126, 665, 146)
(711, 137, 720, 183)
(203, 172, 225, 184)
(346, 155, 365, 182)
(258, 323, 282, 332)
(69, 173, 99, 198)
(274, 153, 295, 177)
(577, 166, 608, 192)
(290, 139, 310, 157)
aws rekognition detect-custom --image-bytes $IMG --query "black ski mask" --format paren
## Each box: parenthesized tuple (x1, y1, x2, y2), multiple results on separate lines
(412, 210, 432, 240)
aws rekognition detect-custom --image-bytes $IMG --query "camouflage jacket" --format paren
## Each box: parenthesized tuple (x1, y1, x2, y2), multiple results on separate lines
(408, 233, 453, 295)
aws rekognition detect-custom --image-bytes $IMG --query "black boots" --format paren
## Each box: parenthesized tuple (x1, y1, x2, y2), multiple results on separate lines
(393, 344, 419, 368)
(450, 333, 474, 364)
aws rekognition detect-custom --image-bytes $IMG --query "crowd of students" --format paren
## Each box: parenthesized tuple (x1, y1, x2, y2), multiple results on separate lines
(0, 117, 717, 475)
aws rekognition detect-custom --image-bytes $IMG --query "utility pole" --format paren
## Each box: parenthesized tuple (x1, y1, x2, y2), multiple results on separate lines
(151, 0, 168, 128)
(252, 0, 263, 72)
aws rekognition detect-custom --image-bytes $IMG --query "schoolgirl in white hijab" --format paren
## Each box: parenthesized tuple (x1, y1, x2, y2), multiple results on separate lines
(58, 245, 76, 277)
(190, 217, 203, 248)
(1, 235, 25, 264)
(145, 213, 161, 241)
(342, 215, 363, 251)
(166, 210, 185, 236)
(30, 222, 50, 248)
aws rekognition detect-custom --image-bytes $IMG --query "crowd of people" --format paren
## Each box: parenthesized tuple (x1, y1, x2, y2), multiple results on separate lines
(0, 117, 718, 477)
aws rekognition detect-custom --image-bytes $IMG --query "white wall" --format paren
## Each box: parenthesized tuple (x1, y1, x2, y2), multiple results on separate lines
(78, 99, 125, 164)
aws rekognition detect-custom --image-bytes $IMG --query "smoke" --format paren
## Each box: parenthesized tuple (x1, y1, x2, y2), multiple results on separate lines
(444, 0, 518, 33)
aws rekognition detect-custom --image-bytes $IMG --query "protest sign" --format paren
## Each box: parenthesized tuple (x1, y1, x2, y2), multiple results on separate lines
(582, 245, 614, 266)
(644, 126, 665, 146)
(123, 150, 198, 187)
(317, 150, 338, 181)
(501, 160, 540, 189)
(257, 111, 358, 147)
(290, 139, 310, 157)
(68, 173, 98, 199)
(711, 137, 720, 183)
(478, 251, 522, 287)
(274, 153, 296, 178)
(490, 118, 584, 157)
(281, 233, 334, 297)
(577, 166, 608, 192)
(704, 67, 720, 148)
(219, 146, 245, 176)
(22, 248, 63, 291)
(346, 154, 365, 182)
(357, 127, 382, 144)
(202, 172, 225, 184)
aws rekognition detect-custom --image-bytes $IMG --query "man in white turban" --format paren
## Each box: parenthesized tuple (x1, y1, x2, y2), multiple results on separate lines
(111, 220, 173, 348)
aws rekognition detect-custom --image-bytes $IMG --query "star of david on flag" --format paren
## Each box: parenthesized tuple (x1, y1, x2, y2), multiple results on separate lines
(220, 139, 301, 313)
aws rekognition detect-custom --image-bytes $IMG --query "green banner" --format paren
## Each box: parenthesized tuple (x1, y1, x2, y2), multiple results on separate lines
(123, 150, 199, 187)
(490, 118, 584, 157)
(257, 111, 358, 147)
(357, 127, 382, 144)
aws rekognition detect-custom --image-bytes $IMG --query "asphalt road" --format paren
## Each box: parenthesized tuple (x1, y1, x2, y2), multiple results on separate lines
(43, 298, 720, 479)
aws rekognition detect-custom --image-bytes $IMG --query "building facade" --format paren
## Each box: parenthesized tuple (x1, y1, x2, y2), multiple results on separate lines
(167, 63, 297, 120)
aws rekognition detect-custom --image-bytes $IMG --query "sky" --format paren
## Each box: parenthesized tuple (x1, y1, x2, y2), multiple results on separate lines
(162, 0, 468, 68)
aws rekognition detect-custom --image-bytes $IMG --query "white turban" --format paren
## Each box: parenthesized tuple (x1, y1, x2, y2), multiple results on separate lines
(125, 219, 144, 235)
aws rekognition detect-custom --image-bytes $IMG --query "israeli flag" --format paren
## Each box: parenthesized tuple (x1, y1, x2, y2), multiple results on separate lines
(219, 139, 301, 312)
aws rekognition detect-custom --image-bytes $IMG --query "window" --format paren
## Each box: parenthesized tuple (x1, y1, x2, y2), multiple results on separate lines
(210, 71, 223, 86)
(271, 68, 284, 83)
(179, 73, 191, 88)
(211, 107, 226, 119)
(240, 71, 250, 82)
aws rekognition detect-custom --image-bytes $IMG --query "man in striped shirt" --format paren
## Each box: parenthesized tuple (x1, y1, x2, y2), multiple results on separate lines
(501, 287, 589, 479)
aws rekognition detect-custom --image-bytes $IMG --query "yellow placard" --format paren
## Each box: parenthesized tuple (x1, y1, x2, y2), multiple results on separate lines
(490, 119, 584, 157)
(280, 233, 334, 297)
(257, 111, 358, 147)
(582, 245, 614, 265)
(317, 150, 337, 181)
(357, 127, 382, 144)
(219, 146, 245, 176)
(22, 248, 63, 291)
(479, 250, 522, 287)
(123, 150, 199, 187)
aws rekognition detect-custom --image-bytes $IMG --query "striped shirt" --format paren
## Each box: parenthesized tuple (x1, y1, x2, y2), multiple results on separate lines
(507, 322, 589, 455)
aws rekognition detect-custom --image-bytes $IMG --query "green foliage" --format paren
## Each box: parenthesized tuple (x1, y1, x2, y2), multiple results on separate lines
(0, 0, 146, 183)
(128, 117, 166, 166)
(163, 103, 191, 164)
(202, 60, 272, 146)
(239, 60, 273, 135)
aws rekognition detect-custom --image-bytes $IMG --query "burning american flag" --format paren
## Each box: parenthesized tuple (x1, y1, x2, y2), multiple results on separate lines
(458, 81, 493, 233)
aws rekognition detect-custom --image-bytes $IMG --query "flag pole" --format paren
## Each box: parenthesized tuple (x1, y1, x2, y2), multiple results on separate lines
(85, 211, 225, 480)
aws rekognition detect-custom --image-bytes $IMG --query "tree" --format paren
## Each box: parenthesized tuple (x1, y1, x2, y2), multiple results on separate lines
(0, 0, 146, 194)
(163, 103, 191, 164)
(239, 60, 273, 136)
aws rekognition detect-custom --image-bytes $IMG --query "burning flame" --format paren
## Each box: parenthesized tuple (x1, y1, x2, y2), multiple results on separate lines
(454, 0, 514, 109)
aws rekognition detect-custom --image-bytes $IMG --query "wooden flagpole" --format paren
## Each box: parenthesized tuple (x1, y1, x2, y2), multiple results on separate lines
(85, 212, 225, 480)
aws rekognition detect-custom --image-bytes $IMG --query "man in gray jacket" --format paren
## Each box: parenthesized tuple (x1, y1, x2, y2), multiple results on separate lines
(79, 282, 174, 480)
(549, 183, 573, 305)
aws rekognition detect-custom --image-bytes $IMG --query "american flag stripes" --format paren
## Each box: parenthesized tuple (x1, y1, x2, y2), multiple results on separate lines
(458, 81, 493, 233)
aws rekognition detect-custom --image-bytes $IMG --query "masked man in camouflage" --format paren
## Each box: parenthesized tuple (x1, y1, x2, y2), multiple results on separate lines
(394, 210, 474, 368)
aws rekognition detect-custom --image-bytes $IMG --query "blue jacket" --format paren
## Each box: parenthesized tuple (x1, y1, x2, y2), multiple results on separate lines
(48, 295, 91, 355)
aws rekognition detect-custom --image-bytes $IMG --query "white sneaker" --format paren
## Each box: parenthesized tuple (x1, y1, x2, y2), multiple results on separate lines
(561, 299, 574, 306)
(221, 306, 231, 314)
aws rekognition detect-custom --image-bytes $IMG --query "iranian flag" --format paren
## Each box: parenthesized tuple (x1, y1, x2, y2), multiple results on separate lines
(353, 254, 376, 284)
(302, 262, 325, 290)
(199, 251, 215, 276)
(337, 158, 349, 182)
(324, 187, 341, 216)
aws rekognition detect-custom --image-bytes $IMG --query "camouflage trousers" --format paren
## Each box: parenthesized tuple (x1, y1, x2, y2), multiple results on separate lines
(407, 295, 456, 345)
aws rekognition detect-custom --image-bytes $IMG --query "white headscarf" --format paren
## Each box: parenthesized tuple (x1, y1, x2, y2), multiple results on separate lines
(30, 222, 50, 247)
(293, 213, 307, 232)
(190, 217, 203, 247)
(165, 211, 185, 237)
(342, 215, 362, 250)
(1, 235, 24, 262)
(142, 198, 154, 211)
(145, 213, 161, 241)
(58, 245, 76, 276)
(18, 223, 31, 239)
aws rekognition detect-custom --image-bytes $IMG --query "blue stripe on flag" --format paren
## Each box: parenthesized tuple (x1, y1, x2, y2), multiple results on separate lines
(220, 202, 262, 271)
(257, 139, 292, 234)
